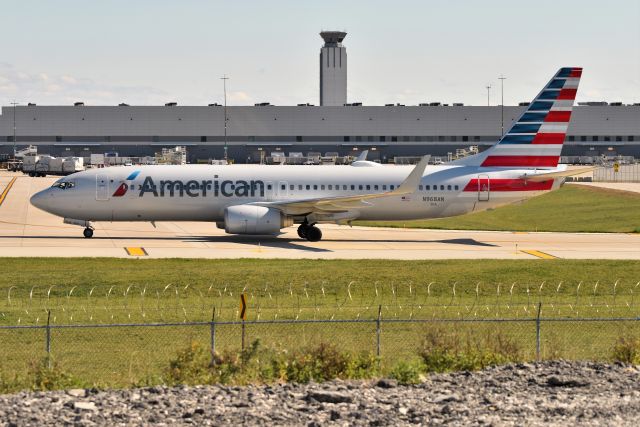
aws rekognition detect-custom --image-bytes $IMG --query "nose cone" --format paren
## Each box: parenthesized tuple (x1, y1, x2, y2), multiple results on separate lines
(30, 189, 50, 211)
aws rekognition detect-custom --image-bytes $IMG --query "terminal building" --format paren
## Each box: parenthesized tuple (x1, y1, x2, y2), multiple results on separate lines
(1, 32, 639, 163)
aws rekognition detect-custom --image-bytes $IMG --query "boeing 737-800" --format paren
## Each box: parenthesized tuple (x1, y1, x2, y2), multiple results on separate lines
(30, 68, 583, 241)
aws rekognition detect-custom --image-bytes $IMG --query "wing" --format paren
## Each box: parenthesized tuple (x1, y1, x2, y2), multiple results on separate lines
(250, 156, 429, 216)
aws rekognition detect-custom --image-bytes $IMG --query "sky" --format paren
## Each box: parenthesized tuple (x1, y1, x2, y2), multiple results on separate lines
(0, 0, 638, 107)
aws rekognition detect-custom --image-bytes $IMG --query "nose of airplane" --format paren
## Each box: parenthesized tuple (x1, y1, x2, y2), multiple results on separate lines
(30, 189, 50, 211)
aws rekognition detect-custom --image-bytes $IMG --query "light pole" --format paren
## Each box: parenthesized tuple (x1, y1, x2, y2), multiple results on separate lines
(499, 75, 507, 136)
(10, 101, 19, 157)
(485, 85, 491, 106)
(220, 75, 229, 162)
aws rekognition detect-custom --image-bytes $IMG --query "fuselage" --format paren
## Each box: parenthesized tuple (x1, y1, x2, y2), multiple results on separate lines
(30, 163, 561, 223)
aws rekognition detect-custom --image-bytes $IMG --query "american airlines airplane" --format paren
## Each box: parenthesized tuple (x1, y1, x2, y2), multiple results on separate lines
(30, 68, 583, 242)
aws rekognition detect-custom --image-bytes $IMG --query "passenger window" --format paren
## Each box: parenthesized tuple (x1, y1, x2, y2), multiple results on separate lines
(343, 185, 347, 190)
(426, 185, 430, 190)
(306, 185, 310, 190)
(289, 185, 294, 191)
(267, 184, 272, 190)
(454, 185, 459, 190)
(440, 185, 444, 190)
(419, 185, 423, 191)
(281, 184, 286, 190)
(298, 185, 302, 190)
(313, 185, 318, 190)
(366, 185, 370, 190)
(374, 185, 379, 190)
(328, 185, 333, 190)
(351, 185, 355, 190)
(447, 185, 452, 191)
(390, 185, 395, 190)
(321, 185, 325, 190)
(382, 185, 387, 190)
(358, 185, 363, 190)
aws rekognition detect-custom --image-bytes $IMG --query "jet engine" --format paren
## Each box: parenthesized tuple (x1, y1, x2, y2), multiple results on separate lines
(223, 205, 293, 235)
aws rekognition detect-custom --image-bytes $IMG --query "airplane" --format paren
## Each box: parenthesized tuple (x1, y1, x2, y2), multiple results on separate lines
(31, 67, 585, 242)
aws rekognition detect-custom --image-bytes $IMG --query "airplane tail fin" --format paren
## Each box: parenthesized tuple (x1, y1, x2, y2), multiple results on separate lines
(452, 67, 582, 168)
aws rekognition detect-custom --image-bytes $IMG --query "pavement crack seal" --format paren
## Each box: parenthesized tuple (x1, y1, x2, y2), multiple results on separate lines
(520, 249, 558, 259)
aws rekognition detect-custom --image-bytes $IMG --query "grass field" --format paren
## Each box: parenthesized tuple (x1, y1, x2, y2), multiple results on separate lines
(356, 185, 640, 233)
(1, 258, 639, 390)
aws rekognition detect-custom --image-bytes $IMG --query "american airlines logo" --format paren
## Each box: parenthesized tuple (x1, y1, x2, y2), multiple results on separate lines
(112, 171, 141, 197)
(137, 176, 266, 198)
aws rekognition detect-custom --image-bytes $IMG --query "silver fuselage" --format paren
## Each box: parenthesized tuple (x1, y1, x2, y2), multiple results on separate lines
(30, 164, 561, 223)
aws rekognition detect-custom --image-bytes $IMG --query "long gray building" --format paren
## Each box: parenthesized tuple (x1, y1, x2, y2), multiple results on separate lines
(1, 31, 639, 163)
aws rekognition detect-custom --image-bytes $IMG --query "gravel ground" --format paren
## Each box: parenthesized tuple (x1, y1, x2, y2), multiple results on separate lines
(1, 361, 639, 426)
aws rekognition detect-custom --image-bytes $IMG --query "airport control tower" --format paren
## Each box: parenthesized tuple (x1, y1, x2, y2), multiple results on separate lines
(319, 31, 347, 106)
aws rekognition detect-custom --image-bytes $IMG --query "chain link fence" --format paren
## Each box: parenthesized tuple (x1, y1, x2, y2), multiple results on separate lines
(593, 164, 640, 182)
(1, 307, 639, 387)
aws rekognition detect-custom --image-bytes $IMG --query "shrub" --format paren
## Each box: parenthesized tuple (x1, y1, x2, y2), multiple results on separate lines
(29, 357, 82, 391)
(419, 326, 522, 372)
(389, 360, 424, 384)
(166, 340, 379, 385)
(612, 337, 640, 364)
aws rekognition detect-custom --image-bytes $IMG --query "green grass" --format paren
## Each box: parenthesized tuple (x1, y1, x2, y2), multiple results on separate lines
(356, 185, 640, 233)
(1, 258, 639, 391)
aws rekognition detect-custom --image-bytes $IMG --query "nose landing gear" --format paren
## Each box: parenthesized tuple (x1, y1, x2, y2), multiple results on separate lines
(83, 228, 94, 238)
(297, 223, 322, 242)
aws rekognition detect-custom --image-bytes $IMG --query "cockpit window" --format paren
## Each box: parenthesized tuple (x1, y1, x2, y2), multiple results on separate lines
(51, 181, 75, 190)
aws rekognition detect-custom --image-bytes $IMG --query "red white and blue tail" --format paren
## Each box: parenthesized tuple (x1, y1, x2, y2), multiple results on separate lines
(454, 67, 582, 168)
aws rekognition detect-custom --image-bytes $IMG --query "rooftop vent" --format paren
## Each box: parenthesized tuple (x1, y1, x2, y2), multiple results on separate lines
(208, 103, 221, 106)
(165, 102, 177, 106)
(453, 103, 464, 106)
(518, 102, 531, 106)
(344, 102, 362, 106)
(255, 102, 271, 106)
(74, 102, 84, 106)
(429, 102, 441, 107)
(578, 101, 608, 106)
(27, 103, 36, 106)
(610, 102, 623, 106)
(118, 103, 129, 106)
(297, 103, 314, 106)
(418, 103, 430, 106)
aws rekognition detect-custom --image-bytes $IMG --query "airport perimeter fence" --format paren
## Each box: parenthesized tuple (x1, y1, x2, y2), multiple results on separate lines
(593, 164, 640, 182)
(1, 306, 639, 387)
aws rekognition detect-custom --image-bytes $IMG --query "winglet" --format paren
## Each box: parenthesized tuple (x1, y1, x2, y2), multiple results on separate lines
(392, 156, 429, 195)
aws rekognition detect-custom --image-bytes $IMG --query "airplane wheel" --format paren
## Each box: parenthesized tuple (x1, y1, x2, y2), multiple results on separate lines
(297, 224, 308, 239)
(306, 226, 322, 242)
(83, 228, 94, 238)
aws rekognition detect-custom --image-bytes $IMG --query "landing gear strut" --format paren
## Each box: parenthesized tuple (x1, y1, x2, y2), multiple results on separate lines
(83, 228, 94, 238)
(297, 223, 322, 242)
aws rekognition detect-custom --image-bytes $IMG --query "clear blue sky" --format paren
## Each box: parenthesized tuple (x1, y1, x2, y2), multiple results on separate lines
(0, 0, 638, 106)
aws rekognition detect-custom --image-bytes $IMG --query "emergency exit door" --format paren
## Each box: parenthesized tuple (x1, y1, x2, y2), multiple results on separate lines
(477, 174, 490, 202)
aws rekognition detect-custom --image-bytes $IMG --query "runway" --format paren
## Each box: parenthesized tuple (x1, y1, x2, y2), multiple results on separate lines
(0, 172, 638, 260)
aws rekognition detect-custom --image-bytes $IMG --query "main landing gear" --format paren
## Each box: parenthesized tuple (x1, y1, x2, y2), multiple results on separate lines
(83, 228, 94, 238)
(297, 223, 322, 242)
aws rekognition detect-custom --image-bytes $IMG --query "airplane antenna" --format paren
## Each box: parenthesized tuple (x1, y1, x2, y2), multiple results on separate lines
(485, 85, 491, 106)
(221, 75, 230, 162)
(499, 75, 507, 136)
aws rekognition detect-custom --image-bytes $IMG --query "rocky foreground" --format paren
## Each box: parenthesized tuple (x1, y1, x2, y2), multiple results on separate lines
(1, 361, 639, 426)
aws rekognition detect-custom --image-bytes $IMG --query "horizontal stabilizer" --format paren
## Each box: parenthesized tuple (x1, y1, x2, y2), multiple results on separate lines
(519, 167, 596, 182)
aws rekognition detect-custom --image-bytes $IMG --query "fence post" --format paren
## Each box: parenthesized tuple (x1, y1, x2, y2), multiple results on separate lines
(210, 307, 216, 367)
(536, 302, 542, 362)
(46, 310, 51, 368)
(376, 305, 382, 359)
(241, 320, 245, 351)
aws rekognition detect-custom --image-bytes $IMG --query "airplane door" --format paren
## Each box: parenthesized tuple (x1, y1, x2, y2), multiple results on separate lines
(477, 174, 490, 202)
(276, 181, 288, 199)
(96, 175, 110, 201)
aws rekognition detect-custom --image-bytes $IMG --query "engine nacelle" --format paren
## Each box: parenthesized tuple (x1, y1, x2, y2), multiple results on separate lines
(223, 205, 293, 235)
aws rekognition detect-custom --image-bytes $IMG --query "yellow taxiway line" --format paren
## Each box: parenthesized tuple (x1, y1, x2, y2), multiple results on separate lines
(125, 247, 148, 256)
(0, 177, 17, 207)
(520, 249, 558, 259)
